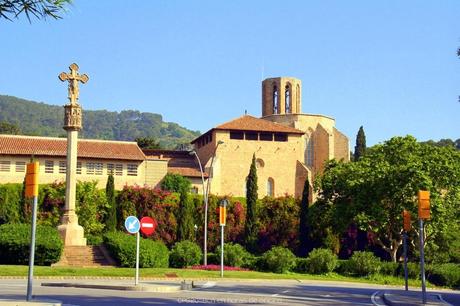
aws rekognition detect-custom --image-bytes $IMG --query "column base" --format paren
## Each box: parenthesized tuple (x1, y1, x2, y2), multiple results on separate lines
(57, 211, 87, 246)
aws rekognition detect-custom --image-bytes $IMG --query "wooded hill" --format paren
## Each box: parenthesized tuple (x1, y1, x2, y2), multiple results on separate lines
(0, 95, 200, 149)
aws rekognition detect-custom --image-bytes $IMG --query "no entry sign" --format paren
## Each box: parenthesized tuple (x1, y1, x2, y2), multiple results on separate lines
(140, 216, 157, 236)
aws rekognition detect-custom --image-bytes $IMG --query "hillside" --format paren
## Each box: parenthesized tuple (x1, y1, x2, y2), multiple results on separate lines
(0, 95, 200, 149)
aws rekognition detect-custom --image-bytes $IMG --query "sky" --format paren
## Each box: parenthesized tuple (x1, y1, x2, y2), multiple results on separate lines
(0, 0, 459, 146)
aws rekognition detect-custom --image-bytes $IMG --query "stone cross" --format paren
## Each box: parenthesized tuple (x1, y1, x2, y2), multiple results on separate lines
(58, 63, 89, 105)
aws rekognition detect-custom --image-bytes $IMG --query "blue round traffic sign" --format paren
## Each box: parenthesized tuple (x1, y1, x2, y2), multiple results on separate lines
(124, 216, 140, 234)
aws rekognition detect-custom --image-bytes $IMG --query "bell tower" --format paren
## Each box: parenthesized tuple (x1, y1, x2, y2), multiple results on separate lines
(262, 77, 302, 117)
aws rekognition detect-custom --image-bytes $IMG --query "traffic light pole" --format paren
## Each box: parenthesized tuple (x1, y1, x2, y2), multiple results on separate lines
(419, 219, 426, 304)
(403, 231, 408, 291)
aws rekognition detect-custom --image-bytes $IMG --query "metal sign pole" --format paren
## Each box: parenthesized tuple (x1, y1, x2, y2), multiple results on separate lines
(135, 231, 140, 286)
(220, 225, 224, 278)
(403, 231, 408, 291)
(26, 196, 38, 301)
(419, 218, 426, 304)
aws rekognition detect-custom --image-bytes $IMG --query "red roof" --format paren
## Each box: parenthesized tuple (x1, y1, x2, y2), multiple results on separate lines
(0, 134, 145, 161)
(215, 115, 304, 134)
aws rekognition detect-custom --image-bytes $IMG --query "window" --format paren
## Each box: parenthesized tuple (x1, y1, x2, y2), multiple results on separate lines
(115, 164, 123, 176)
(107, 163, 115, 175)
(256, 158, 265, 169)
(259, 132, 273, 141)
(45, 160, 54, 173)
(15, 161, 26, 172)
(274, 133, 288, 142)
(86, 162, 95, 175)
(273, 85, 278, 114)
(267, 178, 275, 197)
(95, 162, 103, 175)
(305, 137, 314, 168)
(296, 84, 300, 111)
(59, 161, 66, 174)
(285, 84, 291, 113)
(230, 131, 244, 140)
(127, 164, 138, 176)
(0, 161, 11, 172)
(245, 131, 258, 141)
(76, 162, 82, 174)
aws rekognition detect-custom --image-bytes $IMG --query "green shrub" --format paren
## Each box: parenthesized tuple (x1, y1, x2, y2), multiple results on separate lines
(86, 234, 103, 246)
(160, 173, 191, 193)
(347, 251, 381, 276)
(0, 184, 23, 225)
(304, 248, 338, 274)
(396, 262, 420, 279)
(169, 240, 202, 268)
(247, 256, 267, 271)
(0, 223, 62, 265)
(207, 252, 219, 265)
(427, 263, 460, 288)
(104, 231, 169, 268)
(215, 243, 252, 268)
(380, 261, 399, 276)
(262, 246, 296, 273)
(294, 258, 309, 273)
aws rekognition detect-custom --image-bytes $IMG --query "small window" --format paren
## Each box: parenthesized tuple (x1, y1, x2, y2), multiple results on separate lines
(256, 158, 265, 169)
(285, 84, 291, 113)
(15, 161, 26, 172)
(0, 161, 11, 172)
(245, 132, 258, 141)
(76, 161, 82, 174)
(273, 84, 279, 114)
(107, 163, 115, 175)
(115, 164, 123, 176)
(260, 133, 273, 141)
(274, 133, 288, 142)
(86, 162, 95, 175)
(267, 178, 275, 197)
(95, 162, 103, 175)
(45, 160, 54, 173)
(230, 131, 244, 140)
(59, 161, 66, 174)
(127, 164, 138, 176)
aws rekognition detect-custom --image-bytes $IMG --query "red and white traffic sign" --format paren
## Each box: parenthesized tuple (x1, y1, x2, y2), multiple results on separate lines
(140, 216, 157, 236)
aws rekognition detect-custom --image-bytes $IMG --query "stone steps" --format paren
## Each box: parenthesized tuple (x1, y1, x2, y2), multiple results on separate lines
(53, 245, 117, 267)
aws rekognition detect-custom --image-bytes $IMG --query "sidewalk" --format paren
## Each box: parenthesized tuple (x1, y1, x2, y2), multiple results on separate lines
(383, 290, 452, 306)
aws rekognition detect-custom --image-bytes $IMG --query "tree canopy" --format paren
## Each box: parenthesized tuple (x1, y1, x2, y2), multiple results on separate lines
(314, 136, 460, 262)
(0, 0, 71, 21)
(353, 126, 366, 161)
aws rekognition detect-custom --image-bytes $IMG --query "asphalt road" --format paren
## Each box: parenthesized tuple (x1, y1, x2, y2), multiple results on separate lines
(0, 279, 459, 306)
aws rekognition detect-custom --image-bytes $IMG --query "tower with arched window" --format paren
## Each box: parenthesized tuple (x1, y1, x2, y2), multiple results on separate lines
(262, 77, 301, 116)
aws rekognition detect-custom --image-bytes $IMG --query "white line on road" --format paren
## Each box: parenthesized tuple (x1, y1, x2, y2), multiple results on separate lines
(371, 291, 386, 306)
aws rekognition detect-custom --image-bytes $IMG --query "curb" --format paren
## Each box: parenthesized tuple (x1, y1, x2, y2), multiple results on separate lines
(41, 282, 185, 292)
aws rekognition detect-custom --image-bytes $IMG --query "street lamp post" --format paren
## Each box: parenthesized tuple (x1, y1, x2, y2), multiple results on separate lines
(190, 140, 223, 266)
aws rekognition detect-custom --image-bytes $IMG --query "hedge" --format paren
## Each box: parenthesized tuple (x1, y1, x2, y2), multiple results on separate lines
(169, 240, 202, 268)
(427, 263, 460, 288)
(104, 231, 169, 268)
(0, 223, 63, 265)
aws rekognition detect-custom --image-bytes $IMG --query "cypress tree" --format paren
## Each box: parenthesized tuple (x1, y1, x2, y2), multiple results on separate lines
(298, 178, 310, 257)
(105, 173, 117, 231)
(354, 126, 366, 161)
(177, 187, 195, 241)
(244, 153, 258, 253)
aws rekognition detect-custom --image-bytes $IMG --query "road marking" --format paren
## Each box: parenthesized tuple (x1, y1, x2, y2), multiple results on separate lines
(282, 290, 290, 293)
(435, 293, 454, 306)
(371, 291, 386, 306)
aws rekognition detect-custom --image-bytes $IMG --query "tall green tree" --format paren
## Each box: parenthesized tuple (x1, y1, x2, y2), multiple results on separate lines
(244, 154, 258, 252)
(105, 174, 117, 232)
(176, 188, 195, 241)
(315, 136, 460, 262)
(0, 0, 71, 21)
(353, 126, 366, 161)
(298, 178, 310, 257)
(135, 137, 162, 149)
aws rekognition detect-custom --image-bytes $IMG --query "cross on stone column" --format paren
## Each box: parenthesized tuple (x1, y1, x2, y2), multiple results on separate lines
(59, 63, 89, 105)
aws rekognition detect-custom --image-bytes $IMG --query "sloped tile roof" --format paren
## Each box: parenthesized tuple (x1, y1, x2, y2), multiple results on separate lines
(0, 134, 145, 161)
(143, 149, 208, 178)
(215, 115, 304, 134)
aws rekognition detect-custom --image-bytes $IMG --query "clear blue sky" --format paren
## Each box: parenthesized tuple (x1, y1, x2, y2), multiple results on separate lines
(1, 0, 458, 145)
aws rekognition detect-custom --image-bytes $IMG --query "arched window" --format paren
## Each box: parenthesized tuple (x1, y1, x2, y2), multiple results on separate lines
(267, 177, 274, 197)
(285, 84, 291, 113)
(296, 84, 300, 112)
(273, 85, 278, 114)
(305, 136, 314, 168)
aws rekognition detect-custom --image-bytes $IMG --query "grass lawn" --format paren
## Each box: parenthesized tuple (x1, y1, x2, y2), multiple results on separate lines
(0, 265, 432, 288)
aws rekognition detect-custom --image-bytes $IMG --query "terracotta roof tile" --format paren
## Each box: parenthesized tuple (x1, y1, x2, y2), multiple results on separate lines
(215, 115, 304, 134)
(0, 134, 145, 161)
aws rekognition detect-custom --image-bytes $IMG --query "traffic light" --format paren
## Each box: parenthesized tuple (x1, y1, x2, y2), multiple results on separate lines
(418, 190, 430, 220)
(403, 210, 411, 231)
(25, 162, 39, 198)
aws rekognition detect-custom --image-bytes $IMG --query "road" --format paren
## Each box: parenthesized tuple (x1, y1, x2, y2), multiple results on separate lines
(0, 279, 459, 305)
